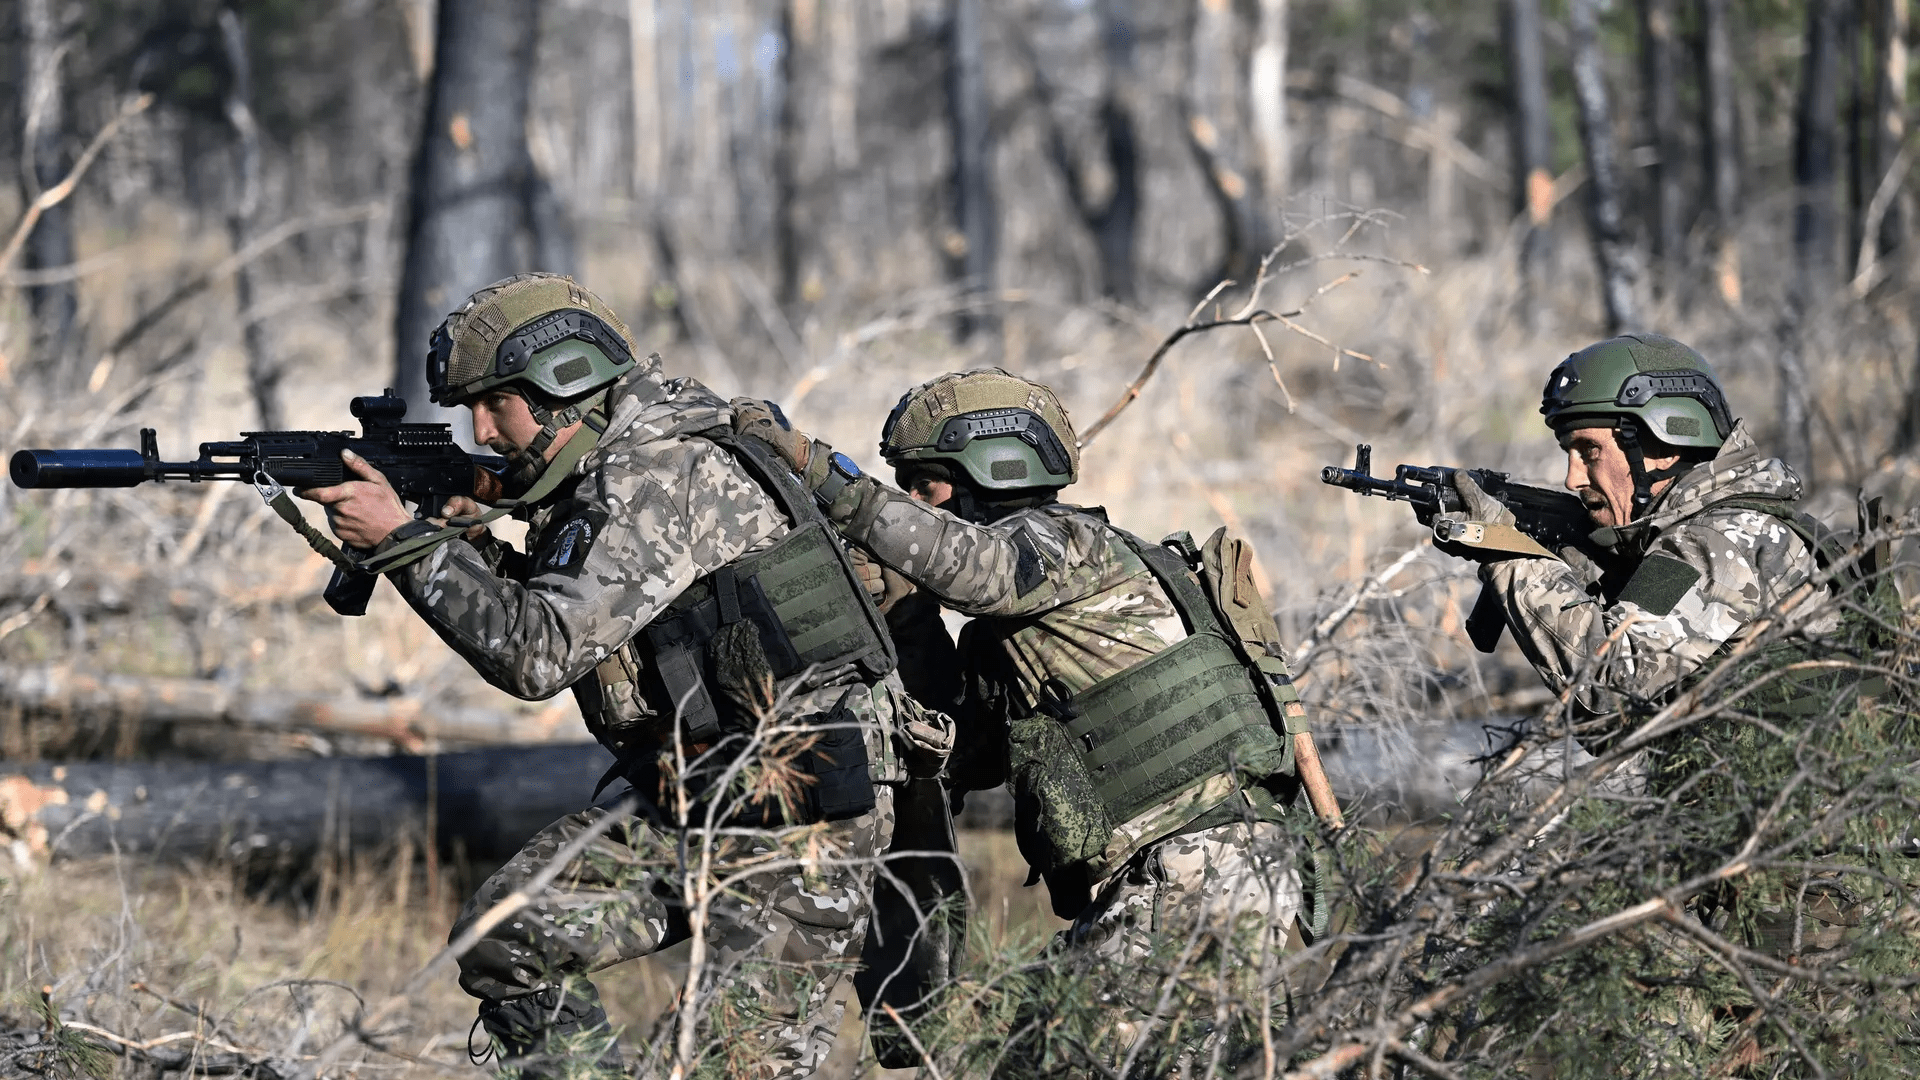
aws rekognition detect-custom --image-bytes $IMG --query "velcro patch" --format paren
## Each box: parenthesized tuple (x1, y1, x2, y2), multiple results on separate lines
(1013, 527, 1046, 597)
(1616, 552, 1701, 616)
(537, 505, 610, 578)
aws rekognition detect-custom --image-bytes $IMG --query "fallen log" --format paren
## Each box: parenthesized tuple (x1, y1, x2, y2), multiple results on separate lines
(0, 720, 1519, 868)
(0, 742, 617, 864)
(0, 663, 576, 752)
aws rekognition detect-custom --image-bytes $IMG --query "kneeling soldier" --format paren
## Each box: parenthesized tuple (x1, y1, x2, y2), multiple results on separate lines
(300, 274, 942, 1078)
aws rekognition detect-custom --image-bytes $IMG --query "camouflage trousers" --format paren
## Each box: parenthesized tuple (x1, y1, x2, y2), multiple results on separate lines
(999, 819, 1301, 1078)
(453, 784, 895, 1079)
(1068, 818, 1302, 969)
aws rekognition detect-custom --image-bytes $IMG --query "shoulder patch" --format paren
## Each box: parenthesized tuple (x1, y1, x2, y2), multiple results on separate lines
(1012, 527, 1046, 597)
(536, 504, 610, 578)
(1616, 552, 1702, 616)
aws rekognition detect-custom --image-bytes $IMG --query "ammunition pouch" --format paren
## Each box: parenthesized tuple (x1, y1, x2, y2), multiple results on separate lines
(1002, 520, 1296, 888)
(579, 423, 896, 824)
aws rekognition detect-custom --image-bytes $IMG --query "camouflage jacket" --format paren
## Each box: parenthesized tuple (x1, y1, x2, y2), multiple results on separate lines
(1486, 421, 1818, 712)
(831, 480, 1282, 884)
(382, 358, 910, 784)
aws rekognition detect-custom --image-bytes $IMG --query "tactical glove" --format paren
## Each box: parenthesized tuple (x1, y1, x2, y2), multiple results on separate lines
(849, 546, 915, 614)
(730, 396, 839, 487)
(1433, 473, 1555, 562)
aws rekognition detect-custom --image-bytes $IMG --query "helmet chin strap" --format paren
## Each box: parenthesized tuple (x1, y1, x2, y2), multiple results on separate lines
(505, 387, 609, 492)
(1614, 420, 1695, 522)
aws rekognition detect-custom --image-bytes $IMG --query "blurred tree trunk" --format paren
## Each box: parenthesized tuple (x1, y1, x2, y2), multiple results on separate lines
(1187, 0, 1268, 281)
(629, 0, 661, 209)
(1869, 0, 1908, 269)
(392, 0, 541, 423)
(1698, 0, 1741, 306)
(1250, 0, 1289, 228)
(1094, 0, 1141, 302)
(18, 0, 78, 377)
(219, 9, 282, 431)
(1783, 0, 1842, 476)
(1637, 0, 1681, 286)
(1844, 1, 1867, 264)
(949, 0, 997, 340)
(1502, 0, 1553, 287)
(1568, 0, 1640, 333)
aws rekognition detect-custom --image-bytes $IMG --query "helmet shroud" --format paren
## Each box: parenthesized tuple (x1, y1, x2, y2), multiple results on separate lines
(879, 369, 1081, 494)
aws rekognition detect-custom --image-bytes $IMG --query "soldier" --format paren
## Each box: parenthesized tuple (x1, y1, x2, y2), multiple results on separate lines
(298, 273, 944, 1079)
(734, 370, 1326, 1064)
(1444, 334, 1825, 714)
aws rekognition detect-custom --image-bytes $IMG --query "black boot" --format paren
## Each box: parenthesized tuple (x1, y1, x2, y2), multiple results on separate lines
(475, 985, 624, 1080)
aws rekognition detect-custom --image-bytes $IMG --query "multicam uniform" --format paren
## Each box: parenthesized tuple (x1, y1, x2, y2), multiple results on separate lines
(1484, 421, 1820, 712)
(385, 355, 917, 1077)
(830, 487, 1302, 963)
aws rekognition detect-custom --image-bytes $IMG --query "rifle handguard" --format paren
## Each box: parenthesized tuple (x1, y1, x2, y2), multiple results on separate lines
(1431, 518, 1558, 560)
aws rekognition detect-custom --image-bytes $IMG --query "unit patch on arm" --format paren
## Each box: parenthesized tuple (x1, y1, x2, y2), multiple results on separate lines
(538, 505, 610, 578)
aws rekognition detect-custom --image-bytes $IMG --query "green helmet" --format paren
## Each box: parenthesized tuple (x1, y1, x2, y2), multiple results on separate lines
(879, 368, 1080, 493)
(1539, 333, 1733, 451)
(426, 273, 637, 407)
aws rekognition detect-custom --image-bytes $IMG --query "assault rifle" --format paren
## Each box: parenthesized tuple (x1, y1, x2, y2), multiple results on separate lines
(9, 390, 508, 616)
(1320, 444, 1604, 651)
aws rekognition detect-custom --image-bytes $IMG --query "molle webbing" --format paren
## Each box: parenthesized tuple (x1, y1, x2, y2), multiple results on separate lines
(697, 424, 895, 676)
(633, 425, 897, 742)
(1064, 630, 1274, 814)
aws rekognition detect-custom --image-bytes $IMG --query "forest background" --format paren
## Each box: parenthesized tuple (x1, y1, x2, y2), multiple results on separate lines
(0, 0, 1917, 1077)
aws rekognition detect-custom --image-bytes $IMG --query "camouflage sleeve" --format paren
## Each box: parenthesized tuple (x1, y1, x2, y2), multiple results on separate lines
(388, 440, 787, 700)
(1487, 508, 1815, 705)
(831, 478, 1124, 618)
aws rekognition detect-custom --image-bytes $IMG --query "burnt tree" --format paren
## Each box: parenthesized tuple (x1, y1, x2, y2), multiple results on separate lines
(1699, 0, 1742, 305)
(393, 0, 568, 422)
(1637, 0, 1681, 283)
(219, 8, 282, 431)
(1782, 0, 1844, 476)
(1869, 0, 1908, 271)
(18, 0, 79, 374)
(1568, 0, 1640, 333)
(948, 0, 998, 340)
(1503, 0, 1554, 285)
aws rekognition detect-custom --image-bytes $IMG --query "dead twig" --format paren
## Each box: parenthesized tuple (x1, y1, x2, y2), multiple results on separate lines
(0, 94, 153, 275)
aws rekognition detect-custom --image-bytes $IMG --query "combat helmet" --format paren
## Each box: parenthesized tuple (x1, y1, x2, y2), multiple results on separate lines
(879, 368, 1080, 495)
(1540, 333, 1735, 518)
(427, 274, 637, 483)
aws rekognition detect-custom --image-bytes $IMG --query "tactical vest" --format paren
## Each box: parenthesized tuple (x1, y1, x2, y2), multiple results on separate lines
(991, 509, 1298, 883)
(576, 426, 897, 823)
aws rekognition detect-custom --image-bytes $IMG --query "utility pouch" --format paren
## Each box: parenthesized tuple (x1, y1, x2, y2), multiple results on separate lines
(644, 566, 800, 743)
(710, 691, 877, 827)
(1008, 714, 1116, 881)
(1191, 528, 1310, 773)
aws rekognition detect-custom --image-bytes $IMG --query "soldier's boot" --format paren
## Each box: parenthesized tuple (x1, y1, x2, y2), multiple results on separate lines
(476, 985, 624, 1080)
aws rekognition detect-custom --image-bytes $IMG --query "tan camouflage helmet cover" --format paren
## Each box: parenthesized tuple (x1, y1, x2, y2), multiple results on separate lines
(879, 368, 1081, 492)
(428, 273, 637, 406)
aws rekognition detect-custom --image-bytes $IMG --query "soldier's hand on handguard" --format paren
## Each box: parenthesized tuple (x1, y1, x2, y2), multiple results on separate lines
(296, 449, 416, 550)
(1432, 473, 1554, 563)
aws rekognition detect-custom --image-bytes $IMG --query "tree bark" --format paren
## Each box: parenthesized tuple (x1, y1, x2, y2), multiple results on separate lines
(1784, 0, 1843, 476)
(0, 743, 618, 865)
(18, 0, 79, 377)
(1503, 0, 1554, 284)
(1699, 0, 1742, 306)
(392, 0, 542, 425)
(1568, 0, 1640, 333)
(1637, 0, 1681, 281)
(948, 0, 998, 340)
(220, 9, 283, 431)
(1250, 0, 1289, 222)
(1871, 0, 1908, 264)
(1186, 0, 1268, 281)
